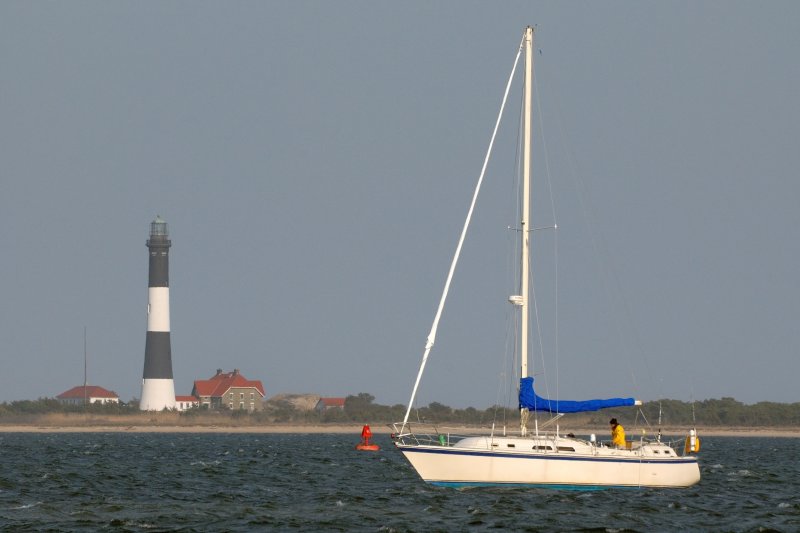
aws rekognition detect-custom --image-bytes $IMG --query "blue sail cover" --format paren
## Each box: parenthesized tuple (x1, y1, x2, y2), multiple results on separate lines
(519, 377, 636, 413)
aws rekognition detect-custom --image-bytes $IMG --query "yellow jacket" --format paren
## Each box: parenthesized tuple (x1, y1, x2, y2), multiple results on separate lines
(612, 424, 626, 447)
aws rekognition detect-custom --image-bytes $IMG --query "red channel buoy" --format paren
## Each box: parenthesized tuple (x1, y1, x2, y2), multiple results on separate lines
(355, 424, 380, 451)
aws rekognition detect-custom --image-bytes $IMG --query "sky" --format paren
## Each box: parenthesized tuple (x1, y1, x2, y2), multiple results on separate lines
(1, 2, 798, 409)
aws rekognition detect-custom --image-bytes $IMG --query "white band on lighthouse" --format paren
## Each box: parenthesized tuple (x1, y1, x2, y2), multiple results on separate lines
(140, 379, 176, 411)
(147, 287, 171, 332)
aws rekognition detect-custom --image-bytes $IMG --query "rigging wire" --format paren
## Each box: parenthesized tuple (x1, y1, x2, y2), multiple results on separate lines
(545, 63, 660, 403)
(509, 70, 555, 421)
(498, 72, 525, 426)
(492, 254, 517, 430)
(519, 33, 561, 420)
(401, 33, 525, 432)
(492, 57, 537, 428)
(512, 86, 551, 417)
(533, 43, 561, 408)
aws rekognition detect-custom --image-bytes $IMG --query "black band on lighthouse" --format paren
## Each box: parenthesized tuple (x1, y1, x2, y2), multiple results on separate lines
(143, 331, 174, 379)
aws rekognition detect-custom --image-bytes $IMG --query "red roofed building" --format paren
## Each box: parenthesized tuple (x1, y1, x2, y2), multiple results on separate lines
(314, 397, 346, 411)
(191, 369, 265, 411)
(175, 395, 199, 411)
(57, 385, 120, 406)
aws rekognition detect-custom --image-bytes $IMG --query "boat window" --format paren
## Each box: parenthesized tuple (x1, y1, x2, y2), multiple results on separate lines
(653, 450, 660, 454)
(507, 444, 516, 448)
(533, 445, 553, 450)
(557, 447, 575, 452)
(491, 443, 498, 447)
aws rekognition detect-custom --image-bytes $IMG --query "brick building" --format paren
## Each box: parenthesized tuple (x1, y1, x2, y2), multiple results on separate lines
(191, 369, 265, 411)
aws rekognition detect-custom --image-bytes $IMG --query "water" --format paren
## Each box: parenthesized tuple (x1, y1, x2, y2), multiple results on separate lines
(0, 433, 798, 532)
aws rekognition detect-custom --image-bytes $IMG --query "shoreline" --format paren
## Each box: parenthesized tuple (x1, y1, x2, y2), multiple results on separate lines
(0, 423, 798, 437)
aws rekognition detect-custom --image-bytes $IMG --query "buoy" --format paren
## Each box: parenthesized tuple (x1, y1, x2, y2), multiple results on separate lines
(355, 424, 380, 451)
(684, 428, 701, 454)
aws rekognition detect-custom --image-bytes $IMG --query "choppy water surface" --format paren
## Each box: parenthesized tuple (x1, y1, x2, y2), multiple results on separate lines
(0, 433, 798, 531)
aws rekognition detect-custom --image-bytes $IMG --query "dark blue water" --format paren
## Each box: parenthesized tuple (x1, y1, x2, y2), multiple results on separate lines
(0, 433, 797, 532)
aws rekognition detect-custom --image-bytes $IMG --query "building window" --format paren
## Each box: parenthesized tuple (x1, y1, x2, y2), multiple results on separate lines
(240, 393, 244, 400)
(229, 402, 233, 409)
(250, 402, 254, 411)
(250, 392, 254, 400)
(239, 402, 244, 409)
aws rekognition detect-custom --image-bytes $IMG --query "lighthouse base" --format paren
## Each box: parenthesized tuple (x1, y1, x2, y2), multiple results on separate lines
(140, 378, 177, 411)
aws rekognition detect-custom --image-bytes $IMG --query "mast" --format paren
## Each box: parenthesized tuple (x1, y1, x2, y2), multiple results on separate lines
(84, 326, 88, 406)
(519, 26, 533, 436)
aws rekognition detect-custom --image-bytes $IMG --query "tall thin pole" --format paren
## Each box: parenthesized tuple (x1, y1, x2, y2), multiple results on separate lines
(83, 326, 88, 406)
(520, 26, 533, 436)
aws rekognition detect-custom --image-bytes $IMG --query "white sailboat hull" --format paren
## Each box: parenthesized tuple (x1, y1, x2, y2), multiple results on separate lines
(395, 436, 700, 489)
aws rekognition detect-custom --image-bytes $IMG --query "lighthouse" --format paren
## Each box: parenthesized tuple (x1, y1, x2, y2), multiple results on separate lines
(140, 215, 176, 410)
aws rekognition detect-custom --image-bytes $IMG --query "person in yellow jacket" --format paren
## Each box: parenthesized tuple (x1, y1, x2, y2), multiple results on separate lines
(610, 418, 626, 448)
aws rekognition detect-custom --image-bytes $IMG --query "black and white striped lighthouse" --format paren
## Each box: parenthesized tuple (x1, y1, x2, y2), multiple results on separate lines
(140, 215, 176, 410)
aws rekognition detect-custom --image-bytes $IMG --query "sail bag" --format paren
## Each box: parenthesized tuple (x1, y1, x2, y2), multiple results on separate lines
(519, 377, 636, 413)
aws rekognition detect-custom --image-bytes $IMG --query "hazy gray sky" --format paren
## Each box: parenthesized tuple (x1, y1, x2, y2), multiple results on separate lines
(2, 2, 798, 408)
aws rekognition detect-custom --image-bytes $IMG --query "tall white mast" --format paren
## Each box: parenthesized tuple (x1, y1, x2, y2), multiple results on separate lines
(519, 26, 533, 436)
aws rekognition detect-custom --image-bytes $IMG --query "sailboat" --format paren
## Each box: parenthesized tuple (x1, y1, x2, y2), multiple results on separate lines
(391, 27, 700, 489)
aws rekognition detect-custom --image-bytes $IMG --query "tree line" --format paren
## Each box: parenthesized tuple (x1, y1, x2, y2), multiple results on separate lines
(334, 394, 800, 428)
(0, 394, 798, 427)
